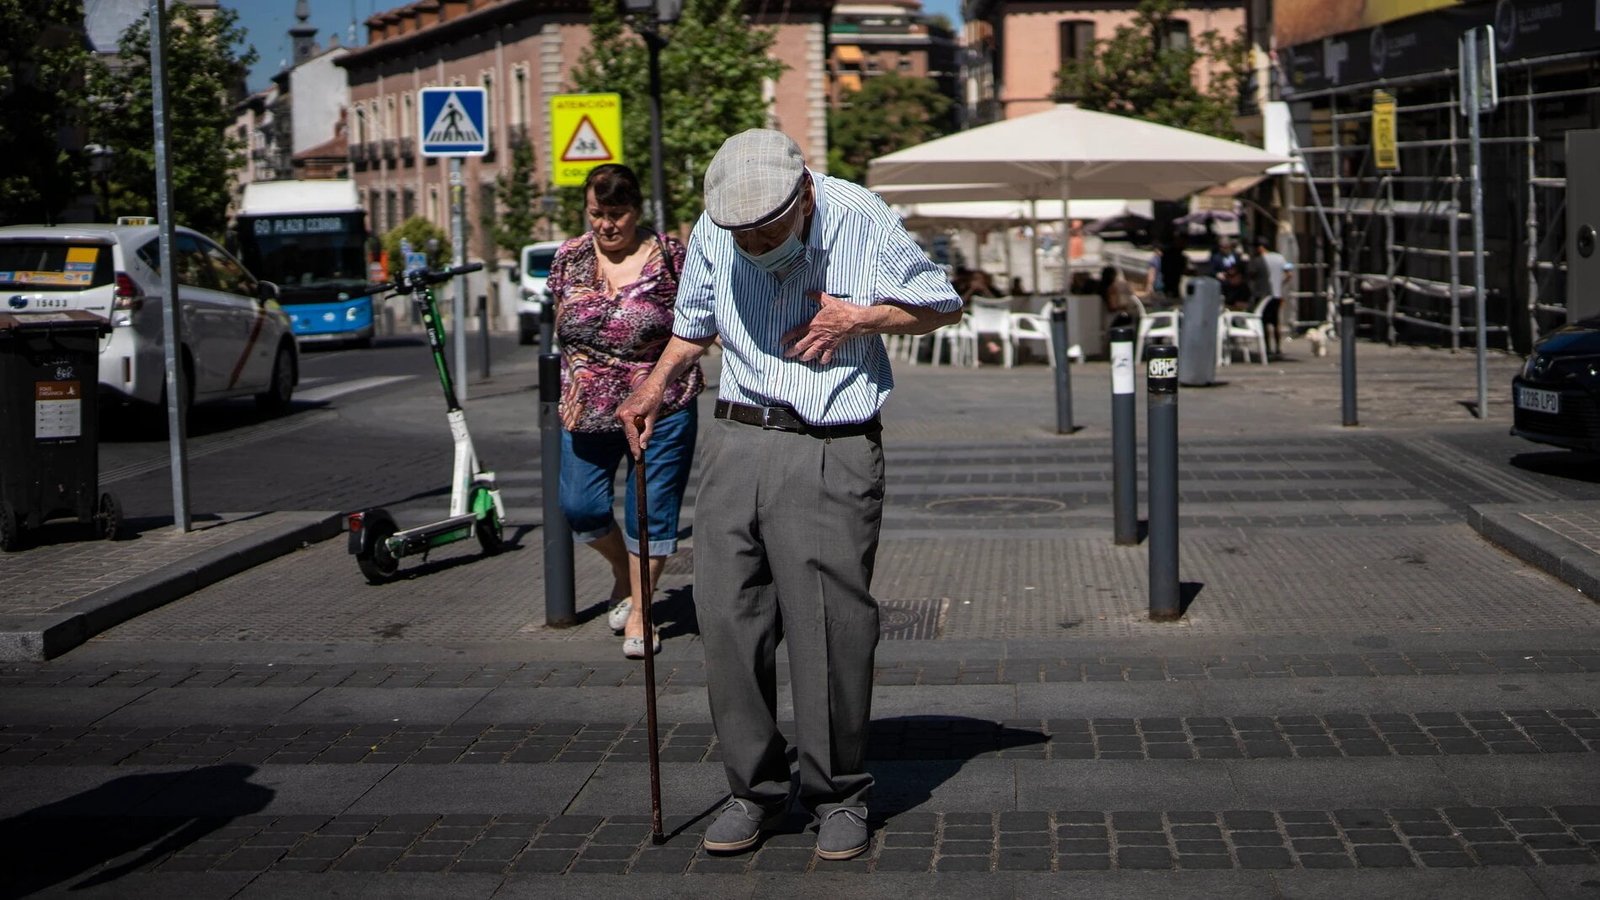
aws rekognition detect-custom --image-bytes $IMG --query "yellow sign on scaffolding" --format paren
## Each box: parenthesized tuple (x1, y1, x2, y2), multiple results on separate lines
(550, 93, 623, 187)
(1372, 90, 1399, 171)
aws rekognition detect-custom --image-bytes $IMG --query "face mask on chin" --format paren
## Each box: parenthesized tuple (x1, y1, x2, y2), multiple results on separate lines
(736, 212, 807, 276)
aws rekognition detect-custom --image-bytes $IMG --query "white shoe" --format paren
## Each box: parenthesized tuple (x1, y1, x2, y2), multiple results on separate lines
(607, 599, 632, 634)
(623, 628, 661, 659)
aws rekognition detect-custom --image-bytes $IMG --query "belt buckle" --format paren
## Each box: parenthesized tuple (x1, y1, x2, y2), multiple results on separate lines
(761, 407, 784, 431)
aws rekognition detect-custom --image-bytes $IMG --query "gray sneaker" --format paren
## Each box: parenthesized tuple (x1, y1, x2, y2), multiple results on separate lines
(703, 798, 783, 853)
(815, 807, 869, 860)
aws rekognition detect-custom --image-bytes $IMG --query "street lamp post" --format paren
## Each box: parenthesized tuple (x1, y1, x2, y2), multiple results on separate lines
(620, 0, 682, 234)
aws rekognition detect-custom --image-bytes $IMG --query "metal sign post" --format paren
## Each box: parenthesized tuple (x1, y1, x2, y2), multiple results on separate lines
(1109, 326, 1137, 546)
(419, 87, 489, 403)
(148, 0, 189, 533)
(1460, 26, 1496, 420)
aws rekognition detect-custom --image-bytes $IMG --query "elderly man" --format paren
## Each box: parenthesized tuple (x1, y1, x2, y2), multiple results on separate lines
(617, 129, 961, 860)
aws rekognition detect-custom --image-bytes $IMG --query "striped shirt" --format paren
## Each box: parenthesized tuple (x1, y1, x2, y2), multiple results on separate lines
(674, 170, 961, 426)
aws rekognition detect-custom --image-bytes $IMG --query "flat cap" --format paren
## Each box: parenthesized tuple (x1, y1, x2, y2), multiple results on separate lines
(703, 129, 807, 230)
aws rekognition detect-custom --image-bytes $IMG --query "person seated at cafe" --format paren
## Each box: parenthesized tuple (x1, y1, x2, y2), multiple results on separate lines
(1099, 265, 1137, 329)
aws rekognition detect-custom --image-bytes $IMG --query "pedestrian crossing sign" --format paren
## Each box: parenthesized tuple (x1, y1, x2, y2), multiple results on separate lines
(420, 87, 488, 157)
(550, 93, 623, 186)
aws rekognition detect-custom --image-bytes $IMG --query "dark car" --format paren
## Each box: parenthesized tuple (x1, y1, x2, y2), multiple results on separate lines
(1512, 316, 1600, 452)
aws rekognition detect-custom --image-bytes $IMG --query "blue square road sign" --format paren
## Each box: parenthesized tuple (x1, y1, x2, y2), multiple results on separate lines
(420, 87, 488, 157)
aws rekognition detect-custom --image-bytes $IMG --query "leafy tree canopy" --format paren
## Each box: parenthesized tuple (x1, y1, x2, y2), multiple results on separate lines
(489, 140, 546, 258)
(1052, 0, 1249, 140)
(566, 0, 786, 233)
(0, 0, 91, 224)
(86, 3, 254, 238)
(827, 71, 953, 185)
(382, 217, 452, 280)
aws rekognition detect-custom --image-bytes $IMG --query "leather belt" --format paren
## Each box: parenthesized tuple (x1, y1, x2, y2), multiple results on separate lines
(714, 399, 880, 439)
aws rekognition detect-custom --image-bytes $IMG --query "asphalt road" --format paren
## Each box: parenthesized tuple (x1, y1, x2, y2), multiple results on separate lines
(98, 332, 541, 522)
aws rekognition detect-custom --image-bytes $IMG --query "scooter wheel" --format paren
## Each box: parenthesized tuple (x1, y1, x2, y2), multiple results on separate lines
(473, 487, 504, 556)
(357, 511, 401, 584)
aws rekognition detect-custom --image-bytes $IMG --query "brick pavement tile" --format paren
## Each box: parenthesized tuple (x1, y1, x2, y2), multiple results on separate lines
(1354, 846, 1415, 867)
(1174, 840, 1229, 856)
(1300, 854, 1355, 868)
(628, 848, 695, 874)
(934, 855, 991, 872)
(882, 832, 936, 849)
(1236, 847, 1293, 869)
(751, 848, 814, 872)
(510, 850, 575, 873)
(1117, 847, 1173, 869)
(688, 857, 750, 874)
(998, 832, 1050, 848)
(873, 849, 933, 872)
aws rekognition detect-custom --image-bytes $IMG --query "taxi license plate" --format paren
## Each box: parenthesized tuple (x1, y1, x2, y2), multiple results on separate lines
(1516, 386, 1560, 414)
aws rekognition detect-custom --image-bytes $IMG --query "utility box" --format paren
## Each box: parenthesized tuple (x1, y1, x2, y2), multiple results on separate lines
(0, 311, 119, 550)
(1568, 129, 1600, 323)
(1178, 277, 1223, 386)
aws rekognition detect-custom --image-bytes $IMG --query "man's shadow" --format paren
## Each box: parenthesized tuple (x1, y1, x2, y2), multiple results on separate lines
(681, 716, 1048, 847)
(0, 764, 273, 898)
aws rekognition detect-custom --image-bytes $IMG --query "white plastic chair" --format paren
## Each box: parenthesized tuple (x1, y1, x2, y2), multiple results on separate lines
(925, 315, 977, 367)
(1132, 293, 1179, 365)
(1221, 296, 1270, 365)
(968, 302, 1015, 367)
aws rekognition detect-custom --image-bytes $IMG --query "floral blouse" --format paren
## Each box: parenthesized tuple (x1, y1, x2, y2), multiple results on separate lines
(546, 231, 703, 433)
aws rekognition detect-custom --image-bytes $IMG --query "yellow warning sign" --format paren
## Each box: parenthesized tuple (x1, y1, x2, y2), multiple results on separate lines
(1372, 90, 1399, 172)
(551, 93, 623, 187)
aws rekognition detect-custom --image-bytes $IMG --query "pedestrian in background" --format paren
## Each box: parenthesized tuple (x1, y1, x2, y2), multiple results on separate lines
(616, 129, 961, 861)
(545, 163, 702, 660)
(1248, 234, 1290, 358)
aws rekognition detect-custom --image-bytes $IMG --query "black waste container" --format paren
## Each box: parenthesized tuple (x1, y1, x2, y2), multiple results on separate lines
(0, 311, 119, 551)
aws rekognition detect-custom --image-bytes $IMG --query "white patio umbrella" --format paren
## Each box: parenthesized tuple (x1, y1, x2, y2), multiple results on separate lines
(869, 105, 1287, 290)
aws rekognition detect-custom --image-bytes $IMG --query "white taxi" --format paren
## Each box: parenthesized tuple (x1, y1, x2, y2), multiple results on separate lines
(0, 221, 299, 420)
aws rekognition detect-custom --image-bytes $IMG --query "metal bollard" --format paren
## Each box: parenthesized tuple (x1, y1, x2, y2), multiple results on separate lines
(478, 295, 491, 381)
(1145, 344, 1181, 621)
(1110, 326, 1138, 546)
(539, 352, 576, 627)
(1340, 298, 1358, 427)
(539, 296, 555, 349)
(1049, 301, 1075, 434)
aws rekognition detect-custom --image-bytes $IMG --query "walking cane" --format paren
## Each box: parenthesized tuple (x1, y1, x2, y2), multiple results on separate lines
(633, 417, 666, 844)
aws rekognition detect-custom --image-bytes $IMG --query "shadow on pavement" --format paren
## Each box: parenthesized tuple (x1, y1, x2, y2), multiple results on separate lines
(0, 764, 272, 898)
(1511, 449, 1600, 484)
(862, 716, 1048, 820)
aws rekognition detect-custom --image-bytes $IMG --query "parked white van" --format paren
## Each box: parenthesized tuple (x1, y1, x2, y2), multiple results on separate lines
(517, 240, 562, 344)
(0, 222, 299, 421)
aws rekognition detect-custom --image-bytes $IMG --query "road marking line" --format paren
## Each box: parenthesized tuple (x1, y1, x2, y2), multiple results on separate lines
(296, 375, 414, 403)
(1406, 435, 1562, 504)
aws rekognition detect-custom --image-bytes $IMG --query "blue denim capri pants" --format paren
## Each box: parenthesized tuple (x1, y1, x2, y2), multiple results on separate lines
(559, 404, 697, 557)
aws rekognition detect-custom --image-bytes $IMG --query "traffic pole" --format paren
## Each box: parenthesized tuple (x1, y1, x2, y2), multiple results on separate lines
(1145, 344, 1180, 621)
(1050, 301, 1074, 434)
(540, 353, 576, 626)
(148, 0, 190, 533)
(1110, 326, 1137, 546)
(450, 156, 468, 402)
(1340, 297, 1358, 427)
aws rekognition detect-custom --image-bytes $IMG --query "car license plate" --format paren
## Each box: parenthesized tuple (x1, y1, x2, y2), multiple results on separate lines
(1516, 386, 1560, 414)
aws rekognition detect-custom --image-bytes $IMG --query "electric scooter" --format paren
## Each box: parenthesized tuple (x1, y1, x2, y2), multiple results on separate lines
(347, 262, 506, 583)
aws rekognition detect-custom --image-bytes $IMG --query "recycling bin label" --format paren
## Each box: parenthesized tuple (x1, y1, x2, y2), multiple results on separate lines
(35, 380, 82, 440)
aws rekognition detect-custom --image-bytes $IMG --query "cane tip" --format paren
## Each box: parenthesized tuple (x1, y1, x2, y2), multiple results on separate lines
(651, 832, 666, 846)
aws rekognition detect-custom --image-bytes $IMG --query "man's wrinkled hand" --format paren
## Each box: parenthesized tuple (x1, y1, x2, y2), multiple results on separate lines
(782, 291, 864, 364)
(617, 385, 665, 458)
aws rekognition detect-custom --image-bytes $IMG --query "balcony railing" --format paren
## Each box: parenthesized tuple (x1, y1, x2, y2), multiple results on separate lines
(349, 143, 368, 164)
(508, 124, 529, 148)
(381, 139, 397, 161)
(399, 136, 415, 161)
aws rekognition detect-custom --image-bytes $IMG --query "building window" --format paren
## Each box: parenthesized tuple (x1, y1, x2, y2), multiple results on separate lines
(898, 54, 912, 72)
(369, 190, 382, 231)
(403, 189, 416, 220)
(401, 93, 412, 138)
(384, 96, 396, 139)
(429, 187, 440, 223)
(1162, 19, 1191, 52)
(481, 71, 495, 145)
(512, 66, 528, 127)
(1058, 20, 1094, 67)
(386, 190, 398, 229)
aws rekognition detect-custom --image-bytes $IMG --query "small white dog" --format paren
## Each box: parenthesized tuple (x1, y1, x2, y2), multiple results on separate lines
(1304, 323, 1333, 357)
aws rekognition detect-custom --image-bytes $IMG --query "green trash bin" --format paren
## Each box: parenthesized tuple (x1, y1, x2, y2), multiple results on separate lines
(0, 310, 120, 551)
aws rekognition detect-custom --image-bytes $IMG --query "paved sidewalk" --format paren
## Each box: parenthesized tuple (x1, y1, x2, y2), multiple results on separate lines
(4, 339, 1600, 898)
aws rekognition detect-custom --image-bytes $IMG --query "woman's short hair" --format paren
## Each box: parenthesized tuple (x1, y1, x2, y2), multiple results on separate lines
(583, 164, 644, 212)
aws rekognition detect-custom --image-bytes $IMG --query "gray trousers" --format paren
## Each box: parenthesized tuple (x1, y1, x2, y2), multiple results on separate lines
(694, 417, 885, 817)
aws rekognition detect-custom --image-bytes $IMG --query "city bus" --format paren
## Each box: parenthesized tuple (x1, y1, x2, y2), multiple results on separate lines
(235, 179, 376, 347)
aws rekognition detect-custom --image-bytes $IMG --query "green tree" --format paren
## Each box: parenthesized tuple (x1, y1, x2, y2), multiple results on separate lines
(0, 0, 91, 224)
(85, 3, 254, 238)
(382, 217, 451, 280)
(566, 0, 786, 232)
(827, 72, 953, 185)
(488, 140, 546, 258)
(1053, 0, 1249, 140)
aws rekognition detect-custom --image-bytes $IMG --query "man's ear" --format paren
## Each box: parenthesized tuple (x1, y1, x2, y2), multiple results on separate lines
(802, 182, 817, 216)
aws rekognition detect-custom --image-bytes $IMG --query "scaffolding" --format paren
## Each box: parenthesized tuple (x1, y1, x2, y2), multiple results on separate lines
(1278, 50, 1600, 351)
